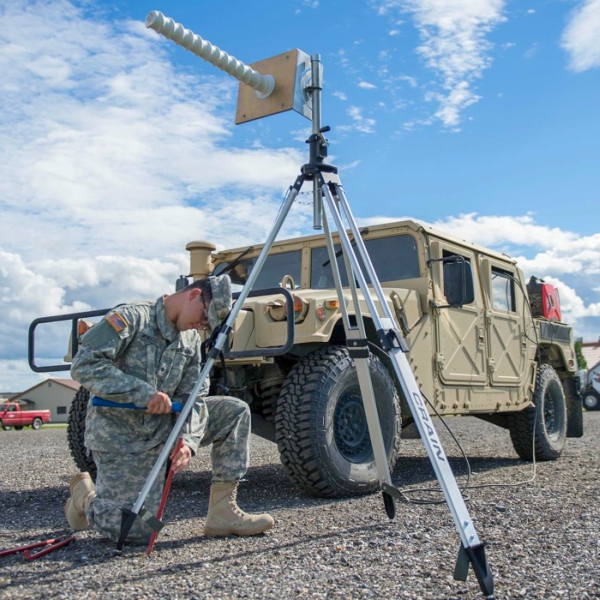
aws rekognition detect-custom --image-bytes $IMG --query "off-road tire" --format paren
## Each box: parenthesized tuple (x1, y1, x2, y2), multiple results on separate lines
(275, 346, 401, 498)
(68, 386, 97, 480)
(31, 417, 42, 430)
(14, 425, 24, 430)
(508, 364, 567, 461)
(582, 390, 600, 411)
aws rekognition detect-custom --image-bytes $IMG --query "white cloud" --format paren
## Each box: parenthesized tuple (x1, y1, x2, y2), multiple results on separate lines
(373, 0, 506, 127)
(333, 91, 348, 101)
(561, 0, 600, 71)
(340, 106, 377, 133)
(0, 0, 312, 389)
(358, 80, 377, 89)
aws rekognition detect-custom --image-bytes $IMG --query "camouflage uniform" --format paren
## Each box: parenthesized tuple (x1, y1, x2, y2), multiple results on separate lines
(71, 294, 249, 544)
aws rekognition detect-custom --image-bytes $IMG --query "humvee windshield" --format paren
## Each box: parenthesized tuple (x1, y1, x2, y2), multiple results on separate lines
(212, 234, 420, 292)
(310, 234, 420, 289)
(213, 250, 303, 292)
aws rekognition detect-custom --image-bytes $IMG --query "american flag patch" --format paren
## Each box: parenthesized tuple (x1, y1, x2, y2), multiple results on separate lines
(106, 312, 128, 332)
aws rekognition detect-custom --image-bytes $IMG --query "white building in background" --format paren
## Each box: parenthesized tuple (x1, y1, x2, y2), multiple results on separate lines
(10, 379, 80, 424)
(580, 339, 600, 369)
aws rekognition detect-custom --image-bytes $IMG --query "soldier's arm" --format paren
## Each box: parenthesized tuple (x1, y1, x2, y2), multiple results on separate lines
(173, 350, 209, 454)
(71, 309, 156, 408)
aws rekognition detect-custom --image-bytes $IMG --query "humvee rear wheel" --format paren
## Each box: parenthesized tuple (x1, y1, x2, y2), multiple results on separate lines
(582, 390, 600, 411)
(275, 346, 401, 498)
(68, 386, 97, 480)
(508, 364, 567, 461)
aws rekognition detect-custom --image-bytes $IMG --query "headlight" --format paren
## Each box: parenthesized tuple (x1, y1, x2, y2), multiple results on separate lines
(267, 294, 309, 323)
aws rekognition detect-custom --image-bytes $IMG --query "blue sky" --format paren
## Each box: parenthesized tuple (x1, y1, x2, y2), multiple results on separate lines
(1, 0, 599, 390)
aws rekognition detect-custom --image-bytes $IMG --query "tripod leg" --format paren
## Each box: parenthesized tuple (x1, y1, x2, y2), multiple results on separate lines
(320, 186, 396, 517)
(319, 173, 494, 598)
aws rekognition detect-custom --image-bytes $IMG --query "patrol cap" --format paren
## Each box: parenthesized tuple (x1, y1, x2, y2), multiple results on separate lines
(207, 274, 232, 331)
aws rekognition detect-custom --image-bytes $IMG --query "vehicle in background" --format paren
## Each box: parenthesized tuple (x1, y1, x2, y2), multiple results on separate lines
(0, 403, 51, 430)
(581, 365, 600, 411)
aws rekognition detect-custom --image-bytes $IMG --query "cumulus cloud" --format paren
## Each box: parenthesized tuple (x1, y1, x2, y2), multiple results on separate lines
(561, 0, 600, 72)
(0, 0, 310, 389)
(373, 0, 506, 127)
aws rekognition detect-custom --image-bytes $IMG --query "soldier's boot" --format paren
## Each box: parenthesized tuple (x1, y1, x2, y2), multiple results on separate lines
(65, 473, 96, 530)
(204, 481, 274, 537)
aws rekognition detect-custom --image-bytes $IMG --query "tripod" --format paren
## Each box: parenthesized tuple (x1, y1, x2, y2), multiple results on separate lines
(117, 45, 494, 598)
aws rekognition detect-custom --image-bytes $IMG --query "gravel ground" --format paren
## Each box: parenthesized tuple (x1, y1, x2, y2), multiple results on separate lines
(1, 412, 599, 600)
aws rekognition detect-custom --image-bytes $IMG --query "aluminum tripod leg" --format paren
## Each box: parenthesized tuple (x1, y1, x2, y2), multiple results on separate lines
(320, 202, 395, 497)
(318, 172, 494, 598)
(116, 183, 302, 549)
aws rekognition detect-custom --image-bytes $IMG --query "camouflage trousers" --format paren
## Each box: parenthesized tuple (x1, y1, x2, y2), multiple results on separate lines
(87, 395, 250, 544)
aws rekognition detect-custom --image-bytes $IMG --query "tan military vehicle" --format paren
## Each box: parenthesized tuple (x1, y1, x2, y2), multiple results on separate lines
(66, 218, 583, 498)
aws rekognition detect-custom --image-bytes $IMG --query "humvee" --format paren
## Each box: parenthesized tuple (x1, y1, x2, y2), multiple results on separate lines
(63, 218, 583, 498)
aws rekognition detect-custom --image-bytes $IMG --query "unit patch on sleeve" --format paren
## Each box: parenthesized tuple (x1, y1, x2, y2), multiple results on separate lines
(106, 312, 128, 333)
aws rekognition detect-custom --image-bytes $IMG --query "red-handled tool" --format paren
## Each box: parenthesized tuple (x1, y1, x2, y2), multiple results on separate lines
(1, 536, 76, 560)
(146, 438, 184, 556)
(24, 536, 76, 560)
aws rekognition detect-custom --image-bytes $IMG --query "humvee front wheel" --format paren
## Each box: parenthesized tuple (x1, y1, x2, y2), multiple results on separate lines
(508, 364, 567, 461)
(275, 346, 401, 498)
(68, 386, 97, 480)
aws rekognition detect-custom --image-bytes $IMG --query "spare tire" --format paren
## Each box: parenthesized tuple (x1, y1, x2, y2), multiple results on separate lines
(67, 386, 97, 480)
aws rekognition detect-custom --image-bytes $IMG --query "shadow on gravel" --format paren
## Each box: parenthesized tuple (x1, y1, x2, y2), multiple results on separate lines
(0, 521, 402, 593)
(169, 463, 356, 518)
(392, 455, 525, 488)
(164, 454, 526, 522)
(0, 486, 67, 532)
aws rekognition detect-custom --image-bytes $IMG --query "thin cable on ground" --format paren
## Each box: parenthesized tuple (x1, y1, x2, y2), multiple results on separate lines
(396, 393, 538, 504)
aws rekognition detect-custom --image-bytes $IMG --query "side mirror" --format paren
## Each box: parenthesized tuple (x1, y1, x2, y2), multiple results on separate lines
(443, 258, 475, 307)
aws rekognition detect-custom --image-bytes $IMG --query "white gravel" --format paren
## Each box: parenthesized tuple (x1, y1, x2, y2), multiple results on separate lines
(1, 412, 599, 599)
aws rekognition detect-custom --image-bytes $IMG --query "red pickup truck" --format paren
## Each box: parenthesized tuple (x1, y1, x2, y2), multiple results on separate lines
(0, 403, 51, 430)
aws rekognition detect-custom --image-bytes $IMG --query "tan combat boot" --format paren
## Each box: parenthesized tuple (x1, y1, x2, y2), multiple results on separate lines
(65, 473, 96, 530)
(204, 481, 274, 537)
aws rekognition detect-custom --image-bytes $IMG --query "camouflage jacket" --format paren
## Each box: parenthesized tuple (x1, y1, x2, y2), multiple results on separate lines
(71, 296, 208, 454)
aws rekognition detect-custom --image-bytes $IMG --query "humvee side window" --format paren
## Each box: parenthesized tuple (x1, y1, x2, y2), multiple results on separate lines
(213, 250, 302, 292)
(310, 234, 420, 289)
(491, 268, 515, 312)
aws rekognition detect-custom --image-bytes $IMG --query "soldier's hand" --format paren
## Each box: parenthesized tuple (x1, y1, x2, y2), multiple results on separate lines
(147, 392, 172, 414)
(170, 441, 192, 474)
